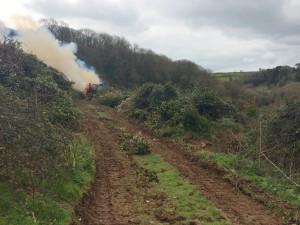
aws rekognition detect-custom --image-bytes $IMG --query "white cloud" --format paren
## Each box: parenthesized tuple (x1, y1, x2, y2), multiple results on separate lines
(283, 0, 300, 22)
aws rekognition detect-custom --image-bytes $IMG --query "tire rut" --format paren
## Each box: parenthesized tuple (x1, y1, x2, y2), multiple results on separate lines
(73, 103, 137, 225)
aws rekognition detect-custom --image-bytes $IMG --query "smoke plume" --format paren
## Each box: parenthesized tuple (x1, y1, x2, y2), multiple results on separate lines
(2, 15, 101, 91)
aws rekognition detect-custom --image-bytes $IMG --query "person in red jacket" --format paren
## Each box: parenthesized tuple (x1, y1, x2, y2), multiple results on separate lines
(84, 83, 92, 94)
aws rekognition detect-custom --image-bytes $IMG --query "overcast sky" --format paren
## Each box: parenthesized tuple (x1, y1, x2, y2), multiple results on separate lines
(0, 0, 299, 72)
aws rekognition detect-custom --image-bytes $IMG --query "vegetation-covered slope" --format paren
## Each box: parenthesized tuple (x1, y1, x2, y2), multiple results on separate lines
(0, 37, 94, 224)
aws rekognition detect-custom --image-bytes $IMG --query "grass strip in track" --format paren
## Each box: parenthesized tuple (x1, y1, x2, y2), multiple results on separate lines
(135, 154, 230, 225)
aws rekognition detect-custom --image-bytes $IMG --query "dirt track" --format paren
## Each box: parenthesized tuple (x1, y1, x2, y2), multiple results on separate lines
(73, 101, 285, 225)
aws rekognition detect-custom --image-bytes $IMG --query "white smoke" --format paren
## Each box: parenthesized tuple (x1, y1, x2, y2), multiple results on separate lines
(0, 21, 11, 36)
(2, 15, 101, 91)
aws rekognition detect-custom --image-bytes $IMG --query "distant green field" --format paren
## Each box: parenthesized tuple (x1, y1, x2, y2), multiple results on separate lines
(211, 71, 256, 82)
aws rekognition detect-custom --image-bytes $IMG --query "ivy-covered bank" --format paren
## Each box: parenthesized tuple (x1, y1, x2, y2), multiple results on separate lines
(0, 38, 95, 224)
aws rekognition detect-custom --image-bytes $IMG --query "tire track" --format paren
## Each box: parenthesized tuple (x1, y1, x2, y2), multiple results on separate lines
(73, 103, 137, 225)
(97, 103, 286, 225)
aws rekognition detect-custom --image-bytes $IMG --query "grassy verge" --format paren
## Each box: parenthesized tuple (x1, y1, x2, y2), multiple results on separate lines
(195, 151, 300, 223)
(134, 154, 230, 225)
(195, 151, 300, 208)
(0, 138, 95, 224)
(49, 137, 96, 203)
(0, 182, 71, 225)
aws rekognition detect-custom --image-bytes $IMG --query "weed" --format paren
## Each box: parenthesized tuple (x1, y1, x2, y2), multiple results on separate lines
(120, 133, 151, 155)
(136, 167, 159, 183)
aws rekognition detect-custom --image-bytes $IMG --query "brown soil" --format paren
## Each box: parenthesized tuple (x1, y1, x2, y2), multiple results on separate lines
(73, 101, 289, 225)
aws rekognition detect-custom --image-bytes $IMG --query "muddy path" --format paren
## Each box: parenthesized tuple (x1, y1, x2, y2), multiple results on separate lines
(73, 101, 286, 225)
(72, 102, 136, 224)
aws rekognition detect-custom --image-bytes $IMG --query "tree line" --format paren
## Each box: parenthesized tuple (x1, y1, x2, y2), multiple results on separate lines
(40, 18, 215, 89)
(237, 64, 300, 87)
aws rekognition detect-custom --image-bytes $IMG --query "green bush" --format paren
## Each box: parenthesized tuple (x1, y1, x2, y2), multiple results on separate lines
(120, 134, 151, 155)
(149, 83, 178, 110)
(134, 83, 156, 109)
(182, 108, 211, 134)
(191, 86, 239, 120)
(98, 90, 127, 108)
(162, 82, 178, 101)
(216, 118, 243, 133)
(159, 125, 185, 138)
(129, 108, 147, 121)
(134, 83, 178, 110)
(159, 98, 188, 121)
(149, 85, 164, 110)
(132, 135, 151, 155)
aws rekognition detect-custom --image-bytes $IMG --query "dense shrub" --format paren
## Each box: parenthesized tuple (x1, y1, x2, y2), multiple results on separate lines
(98, 88, 128, 108)
(149, 85, 165, 110)
(216, 118, 243, 133)
(129, 108, 147, 121)
(182, 108, 211, 133)
(159, 125, 185, 138)
(134, 83, 156, 109)
(134, 83, 178, 110)
(133, 135, 151, 155)
(162, 82, 178, 100)
(159, 98, 188, 121)
(0, 38, 81, 192)
(120, 134, 151, 155)
(131, 82, 244, 138)
(191, 86, 239, 120)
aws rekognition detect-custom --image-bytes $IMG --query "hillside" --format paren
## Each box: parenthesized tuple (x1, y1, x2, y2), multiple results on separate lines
(1, 21, 300, 225)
